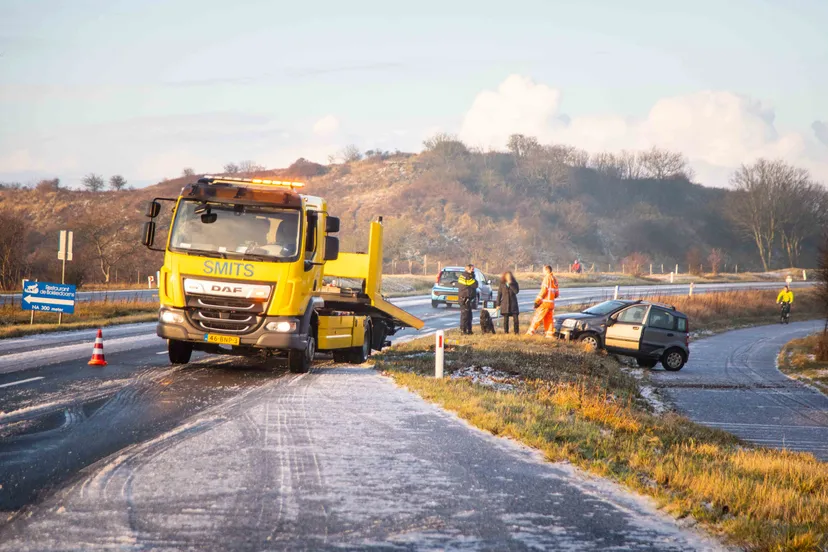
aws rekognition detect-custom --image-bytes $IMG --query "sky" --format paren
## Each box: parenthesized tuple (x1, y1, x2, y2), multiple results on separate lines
(1, 0, 827, 188)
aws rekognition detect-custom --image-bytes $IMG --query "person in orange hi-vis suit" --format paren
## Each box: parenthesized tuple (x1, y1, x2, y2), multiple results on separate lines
(527, 265, 559, 337)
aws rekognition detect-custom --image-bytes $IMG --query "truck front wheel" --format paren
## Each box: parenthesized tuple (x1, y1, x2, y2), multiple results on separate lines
(288, 336, 315, 373)
(168, 339, 193, 364)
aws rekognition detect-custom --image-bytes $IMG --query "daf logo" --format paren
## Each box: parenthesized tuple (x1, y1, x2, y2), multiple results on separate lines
(184, 278, 272, 300)
(211, 285, 243, 293)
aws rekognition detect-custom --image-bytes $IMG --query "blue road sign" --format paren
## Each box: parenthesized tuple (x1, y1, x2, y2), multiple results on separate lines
(22, 280, 76, 314)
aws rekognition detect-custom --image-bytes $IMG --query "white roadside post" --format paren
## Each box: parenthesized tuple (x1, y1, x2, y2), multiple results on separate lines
(689, 282, 695, 297)
(613, 285, 620, 300)
(786, 275, 793, 286)
(670, 272, 674, 283)
(435, 330, 445, 379)
(803, 270, 807, 281)
(57, 230, 73, 326)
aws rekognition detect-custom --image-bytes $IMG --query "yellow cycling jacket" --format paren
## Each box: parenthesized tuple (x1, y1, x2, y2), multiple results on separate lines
(776, 289, 794, 303)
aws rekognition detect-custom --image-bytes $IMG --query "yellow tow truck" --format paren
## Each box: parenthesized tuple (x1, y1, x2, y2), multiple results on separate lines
(140, 176, 424, 372)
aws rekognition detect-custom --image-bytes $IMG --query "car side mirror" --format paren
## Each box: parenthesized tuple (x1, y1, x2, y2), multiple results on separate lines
(323, 236, 339, 261)
(486, 279, 491, 285)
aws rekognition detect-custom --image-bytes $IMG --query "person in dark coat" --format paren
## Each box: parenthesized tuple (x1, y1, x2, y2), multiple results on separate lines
(496, 271, 520, 334)
(457, 264, 478, 335)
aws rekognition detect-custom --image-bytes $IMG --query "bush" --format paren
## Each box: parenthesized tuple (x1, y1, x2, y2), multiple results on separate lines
(621, 251, 651, 276)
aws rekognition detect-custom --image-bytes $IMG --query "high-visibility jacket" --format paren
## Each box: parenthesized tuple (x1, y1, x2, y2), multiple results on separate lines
(457, 272, 478, 300)
(537, 274, 559, 303)
(777, 289, 794, 303)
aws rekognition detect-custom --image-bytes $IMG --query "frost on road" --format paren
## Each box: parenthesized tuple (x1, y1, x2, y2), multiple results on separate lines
(1, 366, 720, 551)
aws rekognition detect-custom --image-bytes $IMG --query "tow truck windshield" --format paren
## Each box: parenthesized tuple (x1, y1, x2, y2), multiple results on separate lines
(169, 200, 301, 260)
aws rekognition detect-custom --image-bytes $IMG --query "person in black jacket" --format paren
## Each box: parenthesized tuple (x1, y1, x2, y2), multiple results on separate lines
(457, 264, 478, 335)
(496, 271, 520, 334)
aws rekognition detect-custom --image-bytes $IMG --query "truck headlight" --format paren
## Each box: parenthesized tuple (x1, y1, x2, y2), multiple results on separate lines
(562, 318, 577, 329)
(160, 310, 185, 324)
(266, 321, 297, 333)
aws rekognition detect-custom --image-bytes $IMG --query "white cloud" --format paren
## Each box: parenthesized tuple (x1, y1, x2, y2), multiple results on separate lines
(312, 115, 340, 137)
(460, 75, 828, 186)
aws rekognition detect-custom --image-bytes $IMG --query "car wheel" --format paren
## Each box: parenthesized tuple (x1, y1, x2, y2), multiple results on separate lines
(431, 300, 439, 308)
(289, 336, 315, 373)
(168, 339, 193, 364)
(661, 348, 686, 371)
(578, 333, 601, 352)
(636, 358, 658, 369)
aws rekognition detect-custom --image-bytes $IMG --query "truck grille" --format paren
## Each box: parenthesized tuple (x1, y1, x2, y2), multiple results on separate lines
(184, 293, 269, 334)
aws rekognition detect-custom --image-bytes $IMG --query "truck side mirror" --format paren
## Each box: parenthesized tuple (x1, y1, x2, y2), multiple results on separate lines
(141, 221, 156, 247)
(325, 216, 340, 233)
(323, 236, 339, 261)
(145, 200, 161, 218)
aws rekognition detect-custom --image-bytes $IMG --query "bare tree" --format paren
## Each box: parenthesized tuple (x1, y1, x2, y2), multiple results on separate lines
(708, 248, 724, 276)
(182, 167, 195, 177)
(621, 252, 651, 276)
(237, 160, 265, 173)
(0, 210, 30, 290)
(340, 144, 363, 163)
(223, 162, 240, 174)
(82, 173, 105, 192)
(639, 147, 690, 179)
(109, 174, 127, 191)
(618, 150, 645, 179)
(80, 214, 139, 283)
(589, 152, 623, 178)
(778, 178, 828, 267)
(729, 159, 796, 271)
(506, 134, 541, 159)
(818, 234, 828, 360)
(422, 133, 468, 166)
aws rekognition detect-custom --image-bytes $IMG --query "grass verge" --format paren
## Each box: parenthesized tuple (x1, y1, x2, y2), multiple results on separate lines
(376, 332, 828, 551)
(778, 330, 828, 395)
(0, 301, 157, 339)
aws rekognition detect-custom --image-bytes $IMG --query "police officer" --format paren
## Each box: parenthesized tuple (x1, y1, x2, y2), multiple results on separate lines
(457, 263, 478, 335)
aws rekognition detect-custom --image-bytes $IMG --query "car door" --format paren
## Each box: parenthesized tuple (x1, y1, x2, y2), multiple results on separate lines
(641, 307, 677, 354)
(475, 269, 491, 301)
(604, 304, 650, 351)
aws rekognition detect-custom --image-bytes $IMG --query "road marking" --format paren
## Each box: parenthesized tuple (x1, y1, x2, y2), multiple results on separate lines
(156, 351, 167, 355)
(0, 376, 44, 389)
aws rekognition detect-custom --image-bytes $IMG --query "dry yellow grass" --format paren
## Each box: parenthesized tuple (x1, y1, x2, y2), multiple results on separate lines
(377, 332, 828, 551)
(0, 300, 157, 338)
(778, 331, 828, 394)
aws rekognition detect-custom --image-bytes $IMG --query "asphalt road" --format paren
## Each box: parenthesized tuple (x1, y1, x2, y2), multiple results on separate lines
(0, 281, 807, 549)
(651, 320, 828, 460)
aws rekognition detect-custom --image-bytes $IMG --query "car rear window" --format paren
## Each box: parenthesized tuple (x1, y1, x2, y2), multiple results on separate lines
(438, 271, 462, 286)
(648, 308, 676, 330)
(677, 318, 687, 332)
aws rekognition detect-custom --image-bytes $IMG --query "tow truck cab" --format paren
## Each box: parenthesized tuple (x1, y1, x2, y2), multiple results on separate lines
(141, 176, 424, 373)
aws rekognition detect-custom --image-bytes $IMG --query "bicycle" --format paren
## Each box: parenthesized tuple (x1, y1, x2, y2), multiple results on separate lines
(779, 301, 791, 324)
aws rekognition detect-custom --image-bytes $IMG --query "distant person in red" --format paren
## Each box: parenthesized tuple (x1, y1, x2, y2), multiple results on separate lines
(571, 259, 582, 274)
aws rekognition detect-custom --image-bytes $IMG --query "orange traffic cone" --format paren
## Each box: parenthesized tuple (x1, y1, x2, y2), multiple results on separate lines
(88, 329, 107, 366)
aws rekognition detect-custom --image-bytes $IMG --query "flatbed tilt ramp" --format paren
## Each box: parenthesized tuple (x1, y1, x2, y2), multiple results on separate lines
(317, 218, 424, 332)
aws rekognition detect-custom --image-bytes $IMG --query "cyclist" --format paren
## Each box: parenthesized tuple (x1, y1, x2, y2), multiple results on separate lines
(776, 284, 794, 324)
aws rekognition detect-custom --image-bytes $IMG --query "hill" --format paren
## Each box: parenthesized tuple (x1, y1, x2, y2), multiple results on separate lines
(0, 147, 820, 289)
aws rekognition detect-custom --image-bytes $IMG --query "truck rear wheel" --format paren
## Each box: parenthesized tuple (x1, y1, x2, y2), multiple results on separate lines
(168, 339, 193, 364)
(350, 327, 372, 364)
(288, 336, 315, 373)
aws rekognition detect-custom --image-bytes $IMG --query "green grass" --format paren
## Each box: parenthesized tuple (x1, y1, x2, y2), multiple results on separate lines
(376, 332, 828, 551)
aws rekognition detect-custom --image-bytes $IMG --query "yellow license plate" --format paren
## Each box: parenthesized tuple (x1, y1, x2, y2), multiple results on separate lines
(205, 334, 240, 346)
(447, 295, 459, 301)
